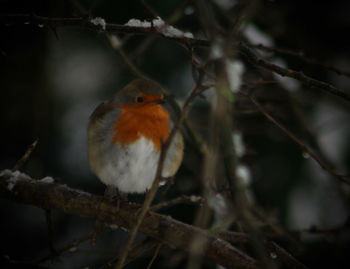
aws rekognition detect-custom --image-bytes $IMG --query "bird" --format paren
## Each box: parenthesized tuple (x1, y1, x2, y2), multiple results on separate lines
(87, 78, 184, 200)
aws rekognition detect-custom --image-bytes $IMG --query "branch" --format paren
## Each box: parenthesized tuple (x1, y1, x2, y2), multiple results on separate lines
(250, 43, 350, 78)
(219, 231, 309, 269)
(240, 91, 350, 185)
(1, 14, 349, 102)
(0, 14, 207, 47)
(114, 61, 210, 269)
(0, 170, 259, 269)
(239, 43, 350, 102)
(151, 195, 203, 211)
(12, 138, 38, 171)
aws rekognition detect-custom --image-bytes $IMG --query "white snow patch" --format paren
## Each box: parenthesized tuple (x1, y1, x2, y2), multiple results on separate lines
(214, 0, 237, 9)
(69, 247, 77, 252)
(272, 58, 300, 92)
(243, 24, 273, 47)
(232, 132, 245, 157)
(287, 187, 319, 229)
(226, 60, 245, 93)
(109, 224, 119, 229)
(119, 227, 128, 232)
(152, 17, 193, 38)
(243, 24, 301, 92)
(184, 6, 195, 15)
(39, 176, 55, 184)
(7, 181, 17, 191)
(125, 17, 194, 38)
(270, 252, 277, 259)
(90, 17, 106, 30)
(152, 17, 165, 28)
(190, 195, 202, 203)
(0, 169, 31, 191)
(210, 39, 224, 59)
(109, 34, 121, 49)
(125, 18, 151, 28)
(208, 193, 228, 220)
(184, 32, 194, 38)
(0, 169, 14, 178)
(236, 165, 251, 186)
(313, 102, 349, 166)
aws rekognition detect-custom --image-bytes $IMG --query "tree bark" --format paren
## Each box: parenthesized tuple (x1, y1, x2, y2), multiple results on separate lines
(0, 172, 259, 269)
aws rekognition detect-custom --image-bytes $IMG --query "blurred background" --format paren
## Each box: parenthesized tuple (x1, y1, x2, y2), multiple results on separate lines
(1, 0, 350, 268)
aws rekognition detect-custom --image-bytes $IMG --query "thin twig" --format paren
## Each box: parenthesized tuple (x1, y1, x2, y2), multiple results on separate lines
(239, 42, 350, 102)
(146, 243, 162, 269)
(240, 90, 350, 185)
(114, 64, 208, 269)
(267, 241, 309, 269)
(218, 231, 309, 269)
(106, 33, 148, 78)
(2, 13, 348, 102)
(151, 195, 203, 211)
(0, 172, 260, 269)
(139, 0, 159, 18)
(250, 43, 350, 77)
(12, 138, 38, 171)
(0, 14, 204, 46)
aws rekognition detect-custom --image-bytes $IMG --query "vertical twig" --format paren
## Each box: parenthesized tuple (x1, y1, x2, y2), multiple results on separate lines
(146, 243, 162, 269)
(114, 67, 206, 269)
(241, 90, 350, 185)
(12, 138, 39, 171)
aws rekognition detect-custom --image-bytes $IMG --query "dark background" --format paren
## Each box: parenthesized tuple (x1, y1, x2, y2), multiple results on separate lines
(1, 0, 350, 268)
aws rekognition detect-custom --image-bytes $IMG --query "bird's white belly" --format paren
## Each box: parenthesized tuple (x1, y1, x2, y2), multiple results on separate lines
(99, 137, 160, 193)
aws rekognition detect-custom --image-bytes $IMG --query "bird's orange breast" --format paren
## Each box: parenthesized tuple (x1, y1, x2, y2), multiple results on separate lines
(112, 104, 170, 152)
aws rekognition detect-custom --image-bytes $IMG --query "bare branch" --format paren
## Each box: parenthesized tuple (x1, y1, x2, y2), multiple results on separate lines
(145, 243, 162, 269)
(114, 62, 209, 269)
(239, 43, 350, 102)
(250, 43, 350, 78)
(267, 242, 308, 269)
(240, 90, 350, 185)
(151, 195, 203, 211)
(0, 172, 260, 269)
(0, 14, 205, 46)
(2, 14, 348, 102)
(12, 138, 38, 171)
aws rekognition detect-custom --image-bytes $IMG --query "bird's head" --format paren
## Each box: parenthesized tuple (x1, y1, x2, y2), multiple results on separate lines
(112, 78, 166, 108)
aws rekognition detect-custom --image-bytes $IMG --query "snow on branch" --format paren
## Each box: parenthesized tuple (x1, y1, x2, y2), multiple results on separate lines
(90, 17, 106, 30)
(125, 16, 193, 38)
(0, 170, 259, 269)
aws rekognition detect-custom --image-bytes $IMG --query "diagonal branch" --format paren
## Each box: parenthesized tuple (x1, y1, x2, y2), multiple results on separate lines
(250, 43, 350, 78)
(239, 43, 350, 102)
(114, 64, 209, 269)
(0, 171, 260, 269)
(1, 14, 349, 102)
(0, 14, 205, 46)
(240, 91, 350, 185)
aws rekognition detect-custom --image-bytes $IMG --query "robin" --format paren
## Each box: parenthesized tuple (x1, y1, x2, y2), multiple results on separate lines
(87, 78, 184, 199)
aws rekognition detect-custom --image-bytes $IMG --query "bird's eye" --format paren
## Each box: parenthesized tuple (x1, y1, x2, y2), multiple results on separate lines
(136, 96, 144, 103)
